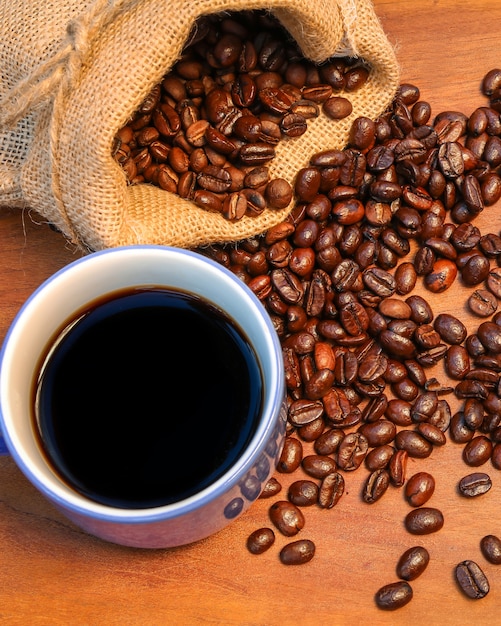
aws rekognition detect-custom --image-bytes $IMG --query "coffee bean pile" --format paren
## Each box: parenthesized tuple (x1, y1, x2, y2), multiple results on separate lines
(113, 10, 369, 220)
(198, 67, 501, 605)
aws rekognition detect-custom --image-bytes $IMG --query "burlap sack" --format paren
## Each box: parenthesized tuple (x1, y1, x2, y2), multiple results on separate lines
(0, 0, 399, 251)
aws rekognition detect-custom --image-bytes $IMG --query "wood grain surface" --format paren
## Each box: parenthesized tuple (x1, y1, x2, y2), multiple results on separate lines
(1, 1, 501, 623)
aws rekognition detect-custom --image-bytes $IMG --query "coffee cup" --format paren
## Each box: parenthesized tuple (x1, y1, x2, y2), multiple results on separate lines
(0, 246, 286, 548)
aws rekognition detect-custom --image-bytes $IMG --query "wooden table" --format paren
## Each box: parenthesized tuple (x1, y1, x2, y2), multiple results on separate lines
(1, 1, 501, 623)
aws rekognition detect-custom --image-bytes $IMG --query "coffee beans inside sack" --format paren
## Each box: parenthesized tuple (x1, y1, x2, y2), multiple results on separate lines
(0, 0, 398, 250)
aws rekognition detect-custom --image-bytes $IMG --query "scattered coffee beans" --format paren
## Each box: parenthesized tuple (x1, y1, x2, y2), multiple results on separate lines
(169, 39, 501, 603)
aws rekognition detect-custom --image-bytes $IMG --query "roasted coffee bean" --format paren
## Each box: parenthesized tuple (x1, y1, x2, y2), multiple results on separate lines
(477, 321, 501, 353)
(424, 259, 458, 292)
(246, 527, 276, 554)
(445, 345, 470, 380)
(455, 560, 489, 599)
(277, 437, 303, 473)
(318, 471, 345, 508)
(405, 471, 435, 507)
(468, 289, 498, 317)
(396, 546, 430, 581)
(433, 313, 467, 345)
(395, 430, 433, 458)
(288, 480, 319, 507)
(365, 444, 394, 471)
(374, 581, 413, 611)
(297, 416, 325, 442)
(480, 535, 501, 564)
(323, 96, 353, 120)
(461, 254, 490, 286)
(395, 262, 418, 295)
(379, 330, 416, 359)
(288, 399, 324, 427)
(361, 394, 388, 423)
(269, 501, 305, 536)
(462, 398, 484, 430)
(302, 454, 337, 479)
(385, 399, 412, 426)
(417, 422, 447, 446)
(279, 539, 316, 565)
(314, 428, 344, 455)
(358, 420, 396, 447)
(405, 507, 444, 535)
(337, 432, 369, 470)
(389, 449, 408, 486)
(406, 294, 434, 324)
(462, 435, 493, 466)
(458, 472, 492, 497)
(363, 468, 390, 503)
(410, 392, 438, 423)
(363, 267, 396, 297)
(487, 267, 501, 298)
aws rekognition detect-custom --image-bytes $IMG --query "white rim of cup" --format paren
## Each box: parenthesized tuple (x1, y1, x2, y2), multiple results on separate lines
(0, 245, 284, 524)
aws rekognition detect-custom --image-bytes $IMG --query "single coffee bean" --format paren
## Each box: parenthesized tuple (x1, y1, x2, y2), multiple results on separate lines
(462, 435, 493, 466)
(365, 444, 395, 471)
(424, 259, 458, 292)
(416, 422, 447, 446)
(477, 321, 501, 353)
(468, 289, 498, 317)
(389, 449, 408, 487)
(277, 437, 303, 473)
(288, 480, 319, 507)
(480, 535, 501, 564)
(358, 420, 396, 447)
(396, 546, 430, 581)
(374, 581, 413, 611)
(246, 527, 276, 554)
(318, 471, 345, 508)
(302, 454, 337, 479)
(269, 501, 305, 536)
(445, 345, 470, 380)
(405, 472, 435, 507)
(314, 428, 344, 455)
(455, 560, 489, 599)
(363, 468, 390, 503)
(323, 96, 353, 120)
(486, 267, 501, 298)
(288, 399, 324, 427)
(405, 507, 444, 535)
(433, 313, 467, 345)
(337, 432, 369, 470)
(279, 539, 316, 565)
(458, 472, 492, 497)
(395, 430, 433, 458)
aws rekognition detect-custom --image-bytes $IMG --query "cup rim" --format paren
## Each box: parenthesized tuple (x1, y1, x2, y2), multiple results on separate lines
(0, 245, 284, 523)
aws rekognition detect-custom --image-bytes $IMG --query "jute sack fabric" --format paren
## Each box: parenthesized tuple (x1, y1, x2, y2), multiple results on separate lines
(0, 0, 399, 251)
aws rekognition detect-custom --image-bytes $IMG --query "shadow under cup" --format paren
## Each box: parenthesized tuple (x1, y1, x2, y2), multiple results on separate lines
(0, 246, 286, 548)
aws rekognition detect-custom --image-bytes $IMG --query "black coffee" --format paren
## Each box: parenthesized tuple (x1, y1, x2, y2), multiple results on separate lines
(33, 287, 263, 509)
